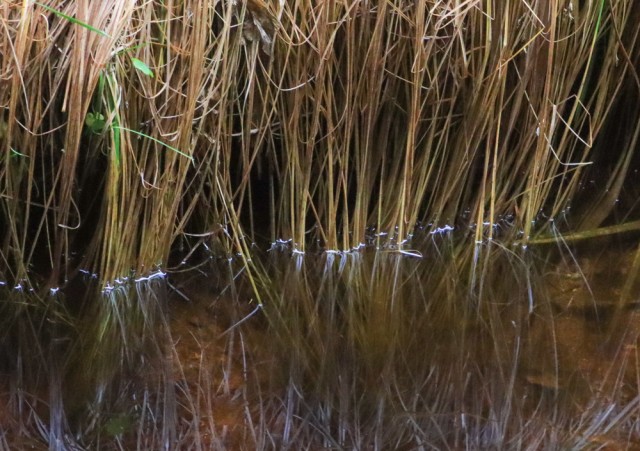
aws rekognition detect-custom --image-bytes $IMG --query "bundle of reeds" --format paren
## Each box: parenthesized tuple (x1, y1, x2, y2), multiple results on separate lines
(260, 0, 640, 251)
(0, 0, 637, 288)
(2, 1, 640, 448)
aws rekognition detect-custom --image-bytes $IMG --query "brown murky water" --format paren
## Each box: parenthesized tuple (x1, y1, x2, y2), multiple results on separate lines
(163, 243, 640, 449)
(1, 241, 639, 449)
(167, 285, 255, 449)
(525, 247, 640, 393)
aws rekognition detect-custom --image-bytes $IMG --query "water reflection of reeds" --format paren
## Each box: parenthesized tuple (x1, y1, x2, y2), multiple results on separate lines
(252, 240, 640, 449)
(1, 238, 639, 448)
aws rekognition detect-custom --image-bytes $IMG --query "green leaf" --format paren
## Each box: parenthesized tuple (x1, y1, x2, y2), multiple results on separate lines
(104, 413, 135, 436)
(85, 112, 106, 134)
(35, 2, 111, 38)
(131, 57, 154, 78)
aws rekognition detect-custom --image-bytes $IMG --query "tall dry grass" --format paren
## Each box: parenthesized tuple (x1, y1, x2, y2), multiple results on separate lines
(0, 0, 637, 287)
(260, 0, 640, 251)
(1, 0, 640, 448)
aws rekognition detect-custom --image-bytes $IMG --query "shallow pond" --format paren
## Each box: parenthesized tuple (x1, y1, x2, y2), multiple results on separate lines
(1, 235, 639, 449)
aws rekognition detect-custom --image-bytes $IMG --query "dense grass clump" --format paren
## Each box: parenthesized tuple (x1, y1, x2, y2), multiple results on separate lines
(0, 1, 638, 285)
(1, 0, 640, 449)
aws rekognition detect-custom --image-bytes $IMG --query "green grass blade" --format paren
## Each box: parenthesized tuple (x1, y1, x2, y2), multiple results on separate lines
(112, 126, 193, 162)
(35, 2, 111, 38)
(112, 117, 121, 166)
(593, 0, 606, 39)
(10, 148, 28, 158)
